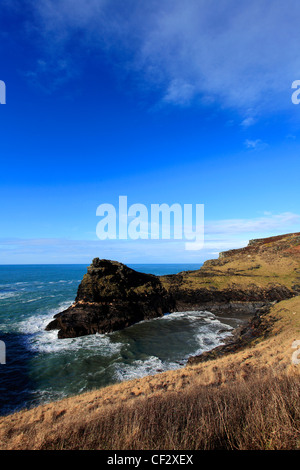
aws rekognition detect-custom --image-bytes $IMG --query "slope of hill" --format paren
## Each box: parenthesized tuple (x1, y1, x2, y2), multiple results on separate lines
(0, 295, 299, 450)
(46, 232, 300, 339)
(161, 232, 300, 302)
(1, 233, 300, 450)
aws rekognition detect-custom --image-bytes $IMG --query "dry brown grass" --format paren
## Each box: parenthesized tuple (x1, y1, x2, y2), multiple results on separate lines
(1, 371, 299, 450)
(161, 232, 300, 291)
(52, 372, 300, 450)
(0, 296, 300, 450)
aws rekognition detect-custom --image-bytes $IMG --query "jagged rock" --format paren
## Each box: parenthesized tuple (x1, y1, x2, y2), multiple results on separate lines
(187, 304, 274, 365)
(46, 233, 300, 339)
(45, 259, 174, 338)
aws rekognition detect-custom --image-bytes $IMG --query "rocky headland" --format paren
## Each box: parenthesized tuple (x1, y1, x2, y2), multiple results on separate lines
(46, 232, 300, 340)
(2, 232, 300, 450)
(46, 259, 174, 338)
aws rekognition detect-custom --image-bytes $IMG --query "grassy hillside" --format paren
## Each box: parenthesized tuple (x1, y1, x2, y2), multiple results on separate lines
(1, 295, 299, 450)
(161, 232, 300, 292)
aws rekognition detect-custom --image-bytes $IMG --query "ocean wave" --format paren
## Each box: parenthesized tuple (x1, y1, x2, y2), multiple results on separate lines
(47, 280, 79, 285)
(18, 301, 124, 356)
(133, 310, 216, 325)
(159, 310, 234, 358)
(17, 300, 73, 335)
(20, 296, 45, 304)
(193, 325, 233, 357)
(114, 356, 181, 381)
(0, 282, 29, 288)
(32, 329, 124, 356)
(0, 292, 18, 300)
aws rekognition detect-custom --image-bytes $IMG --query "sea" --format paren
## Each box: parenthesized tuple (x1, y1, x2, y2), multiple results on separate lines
(0, 264, 243, 416)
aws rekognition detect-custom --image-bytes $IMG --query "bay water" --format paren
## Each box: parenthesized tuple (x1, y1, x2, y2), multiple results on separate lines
(0, 264, 242, 415)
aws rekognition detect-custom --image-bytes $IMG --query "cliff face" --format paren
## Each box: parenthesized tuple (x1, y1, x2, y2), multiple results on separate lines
(46, 259, 174, 338)
(160, 232, 300, 309)
(46, 232, 300, 338)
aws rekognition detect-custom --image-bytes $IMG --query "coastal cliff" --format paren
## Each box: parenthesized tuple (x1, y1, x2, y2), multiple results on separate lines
(2, 232, 300, 450)
(46, 232, 300, 339)
(46, 259, 174, 338)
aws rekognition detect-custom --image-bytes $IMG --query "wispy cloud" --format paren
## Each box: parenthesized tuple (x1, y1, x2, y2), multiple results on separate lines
(206, 212, 300, 236)
(163, 79, 196, 106)
(241, 116, 256, 128)
(244, 139, 268, 151)
(1, 212, 299, 264)
(22, 0, 300, 119)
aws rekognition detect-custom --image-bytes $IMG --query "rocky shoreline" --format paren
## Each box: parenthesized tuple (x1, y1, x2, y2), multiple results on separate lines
(46, 233, 300, 367)
(45, 258, 287, 339)
(187, 302, 274, 365)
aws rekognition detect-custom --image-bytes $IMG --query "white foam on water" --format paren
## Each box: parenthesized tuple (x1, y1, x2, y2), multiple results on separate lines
(20, 296, 44, 304)
(15, 302, 235, 390)
(133, 310, 216, 326)
(157, 309, 234, 358)
(18, 300, 124, 357)
(45, 280, 79, 285)
(0, 292, 18, 300)
(0, 282, 29, 289)
(155, 310, 217, 323)
(112, 310, 235, 378)
(17, 300, 73, 335)
(114, 355, 181, 382)
(193, 323, 233, 357)
(33, 329, 124, 356)
(29, 388, 68, 407)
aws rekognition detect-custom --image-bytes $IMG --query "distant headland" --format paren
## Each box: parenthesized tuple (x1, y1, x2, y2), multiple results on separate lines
(46, 232, 300, 339)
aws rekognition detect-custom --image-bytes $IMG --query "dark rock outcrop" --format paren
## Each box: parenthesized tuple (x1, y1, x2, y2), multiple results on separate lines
(46, 259, 174, 338)
(46, 233, 300, 339)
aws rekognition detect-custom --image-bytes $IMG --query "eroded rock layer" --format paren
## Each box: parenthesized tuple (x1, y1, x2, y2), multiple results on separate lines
(46, 232, 300, 338)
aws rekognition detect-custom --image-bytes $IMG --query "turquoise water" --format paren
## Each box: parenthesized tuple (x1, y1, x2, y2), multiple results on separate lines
(0, 264, 241, 416)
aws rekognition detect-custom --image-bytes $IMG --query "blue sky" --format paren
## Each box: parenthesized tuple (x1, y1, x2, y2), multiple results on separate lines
(1, 0, 300, 263)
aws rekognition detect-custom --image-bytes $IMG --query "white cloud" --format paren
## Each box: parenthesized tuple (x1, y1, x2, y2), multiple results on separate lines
(244, 139, 268, 150)
(1, 212, 299, 264)
(241, 117, 256, 128)
(25, 0, 300, 118)
(206, 212, 300, 235)
(163, 79, 196, 106)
